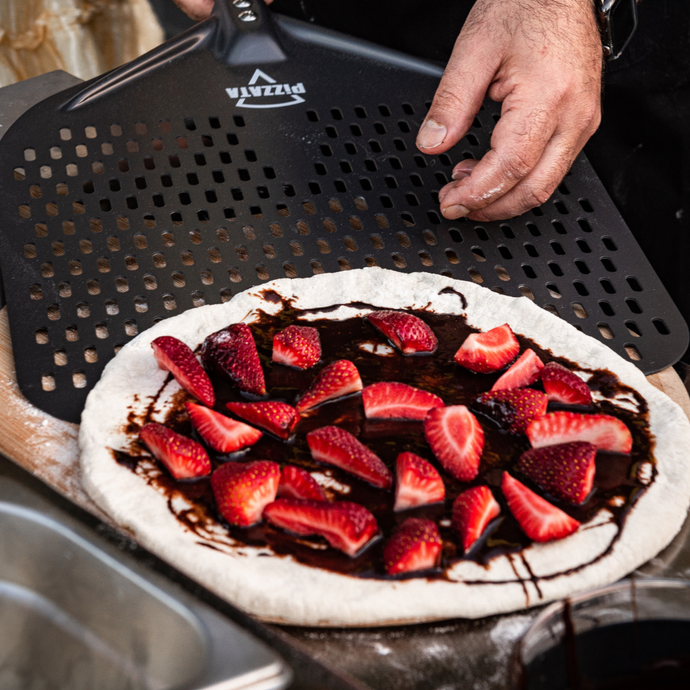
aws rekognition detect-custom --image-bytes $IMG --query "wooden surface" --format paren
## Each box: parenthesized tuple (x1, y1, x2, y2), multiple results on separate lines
(0, 306, 687, 525)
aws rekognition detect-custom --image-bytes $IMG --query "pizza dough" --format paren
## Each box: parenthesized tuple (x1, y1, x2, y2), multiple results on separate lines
(78, 268, 690, 626)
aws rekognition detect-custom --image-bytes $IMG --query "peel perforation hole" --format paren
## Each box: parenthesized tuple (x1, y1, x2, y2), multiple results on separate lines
(124, 320, 138, 336)
(105, 300, 118, 316)
(87, 279, 100, 295)
(322, 219, 336, 233)
(391, 253, 406, 269)
(348, 216, 362, 231)
(180, 250, 194, 265)
(573, 281, 589, 296)
(578, 219, 592, 233)
(468, 268, 483, 283)
(56, 183, 69, 196)
(522, 264, 537, 279)
(419, 251, 433, 266)
(97, 321, 110, 337)
(36, 223, 48, 237)
(35, 328, 48, 345)
(84, 347, 98, 364)
(495, 266, 510, 281)
(76, 302, 90, 318)
(572, 302, 588, 319)
(42, 375, 56, 392)
(255, 265, 269, 280)
(601, 257, 617, 272)
(546, 283, 561, 299)
(311, 260, 324, 274)
(579, 198, 594, 212)
(397, 232, 411, 248)
(338, 258, 352, 271)
(653, 318, 670, 335)
(524, 243, 539, 258)
(543, 304, 560, 318)
(115, 277, 129, 292)
(29, 284, 42, 300)
(471, 247, 486, 262)
(599, 300, 614, 316)
(134, 296, 148, 313)
(228, 268, 241, 283)
(290, 241, 304, 256)
(58, 282, 71, 298)
(317, 239, 330, 254)
(625, 320, 641, 337)
(283, 263, 297, 278)
(208, 248, 222, 263)
(422, 230, 437, 245)
(220, 288, 232, 302)
(41, 262, 54, 278)
(47, 304, 60, 321)
(269, 223, 282, 237)
(597, 323, 614, 339)
(625, 345, 642, 361)
(65, 325, 79, 342)
(626, 276, 642, 292)
(625, 298, 641, 314)
(526, 223, 540, 237)
(519, 285, 535, 300)
(445, 250, 459, 264)
(344, 237, 358, 252)
(370, 234, 384, 250)
(449, 228, 463, 243)
(262, 244, 276, 259)
(143, 274, 157, 290)
(548, 262, 564, 277)
(575, 260, 590, 275)
(296, 221, 310, 235)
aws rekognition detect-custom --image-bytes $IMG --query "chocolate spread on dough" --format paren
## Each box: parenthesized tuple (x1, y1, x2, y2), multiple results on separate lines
(112, 300, 655, 585)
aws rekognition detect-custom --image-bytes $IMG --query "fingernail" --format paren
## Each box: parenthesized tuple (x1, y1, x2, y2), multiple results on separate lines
(451, 170, 470, 181)
(441, 204, 471, 219)
(416, 119, 447, 149)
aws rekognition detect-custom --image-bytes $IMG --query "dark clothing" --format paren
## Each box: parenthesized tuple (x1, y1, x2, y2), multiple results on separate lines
(272, 0, 690, 352)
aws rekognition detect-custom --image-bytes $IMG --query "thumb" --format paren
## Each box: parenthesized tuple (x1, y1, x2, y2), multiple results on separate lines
(416, 35, 498, 153)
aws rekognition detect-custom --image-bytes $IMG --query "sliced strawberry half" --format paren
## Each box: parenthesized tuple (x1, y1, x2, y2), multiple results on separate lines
(306, 426, 393, 489)
(272, 325, 321, 370)
(295, 360, 363, 413)
(541, 362, 593, 406)
(263, 499, 378, 556)
(278, 466, 328, 501)
(424, 406, 484, 481)
(367, 310, 438, 354)
(394, 452, 446, 511)
(383, 518, 442, 575)
(362, 382, 444, 420)
(152, 336, 215, 407)
(200, 323, 266, 396)
(226, 401, 299, 440)
(518, 441, 597, 504)
(139, 423, 211, 480)
(526, 411, 632, 453)
(211, 460, 280, 527)
(491, 349, 544, 391)
(186, 402, 262, 453)
(474, 388, 548, 435)
(454, 324, 520, 374)
(502, 472, 580, 543)
(452, 486, 501, 552)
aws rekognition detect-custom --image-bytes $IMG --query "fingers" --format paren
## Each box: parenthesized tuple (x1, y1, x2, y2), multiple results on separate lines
(416, 34, 499, 153)
(438, 91, 559, 219)
(172, 0, 214, 20)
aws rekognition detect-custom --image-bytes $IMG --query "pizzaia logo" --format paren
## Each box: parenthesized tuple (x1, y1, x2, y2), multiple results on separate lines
(225, 69, 306, 109)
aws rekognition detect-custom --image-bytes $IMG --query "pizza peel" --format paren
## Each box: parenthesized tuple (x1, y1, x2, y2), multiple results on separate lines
(0, 0, 686, 424)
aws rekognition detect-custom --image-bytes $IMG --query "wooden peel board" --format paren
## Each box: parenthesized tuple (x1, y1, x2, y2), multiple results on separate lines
(0, 303, 689, 531)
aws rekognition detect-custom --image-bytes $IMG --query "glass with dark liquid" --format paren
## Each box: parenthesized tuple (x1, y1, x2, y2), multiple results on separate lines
(507, 579, 690, 690)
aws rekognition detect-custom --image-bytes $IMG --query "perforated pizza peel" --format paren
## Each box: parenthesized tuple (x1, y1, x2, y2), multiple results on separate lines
(0, 0, 686, 423)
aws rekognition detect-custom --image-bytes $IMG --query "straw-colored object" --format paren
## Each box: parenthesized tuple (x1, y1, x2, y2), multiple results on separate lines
(0, 0, 165, 87)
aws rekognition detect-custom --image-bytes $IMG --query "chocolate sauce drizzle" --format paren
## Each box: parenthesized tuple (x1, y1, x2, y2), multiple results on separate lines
(113, 299, 655, 590)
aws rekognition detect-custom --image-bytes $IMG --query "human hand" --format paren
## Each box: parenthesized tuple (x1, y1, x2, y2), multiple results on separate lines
(416, 0, 603, 222)
(172, 0, 273, 22)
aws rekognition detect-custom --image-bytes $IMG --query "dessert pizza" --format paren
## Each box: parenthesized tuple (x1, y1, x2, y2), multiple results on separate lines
(78, 268, 690, 626)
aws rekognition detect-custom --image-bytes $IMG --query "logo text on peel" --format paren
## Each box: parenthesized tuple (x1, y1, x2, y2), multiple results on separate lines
(226, 69, 305, 109)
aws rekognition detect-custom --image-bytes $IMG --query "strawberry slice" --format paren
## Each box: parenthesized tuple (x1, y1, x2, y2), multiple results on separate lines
(152, 336, 215, 407)
(278, 466, 328, 501)
(394, 452, 446, 511)
(226, 401, 299, 440)
(367, 310, 438, 354)
(272, 325, 321, 369)
(452, 486, 501, 551)
(424, 406, 484, 481)
(263, 499, 378, 556)
(139, 423, 211, 480)
(541, 362, 593, 406)
(474, 388, 548, 435)
(518, 441, 597, 504)
(362, 382, 444, 420)
(306, 426, 393, 489)
(454, 324, 520, 373)
(295, 360, 363, 413)
(491, 349, 544, 391)
(200, 323, 266, 396)
(211, 460, 281, 527)
(526, 411, 632, 453)
(502, 472, 580, 542)
(383, 518, 442, 575)
(186, 402, 262, 453)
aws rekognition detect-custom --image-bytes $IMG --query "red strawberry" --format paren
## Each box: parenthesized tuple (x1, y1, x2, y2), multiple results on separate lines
(383, 518, 442, 575)
(394, 452, 446, 511)
(306, 426, 393, 489)
(295, 360, 363, 413)
(211, 460, 280, 526)
(474, 388, 548, 434)
(367, 310, 438, 354)
(526, 411, 632, 453)
(278, 466, 328, 501)
(152, 336, 215, 407)
(362, 382, 444, 420)
(452, 486, 501, 551)
(200, 323, 266, 396)
(541, 362, 593, 406)
(226, 401, 299, 440)
(424, 406, 484, 481)
(139, 423, 211, 480)
(491, 349, 544, 391)
(186, 402, 262, 453)
(518, 442, 597, 504)
(454, 324, 519, 373)
(272, 325, 321, 369)
(502, 472, 580, 543)
(263, 499, 378, 556)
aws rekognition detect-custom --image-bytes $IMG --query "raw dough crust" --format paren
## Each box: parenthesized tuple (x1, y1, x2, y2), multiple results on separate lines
(79, 268, 690, 626)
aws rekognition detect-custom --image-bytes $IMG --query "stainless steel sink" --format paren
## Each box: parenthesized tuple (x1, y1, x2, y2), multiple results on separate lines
(0, 476, 291, 690)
